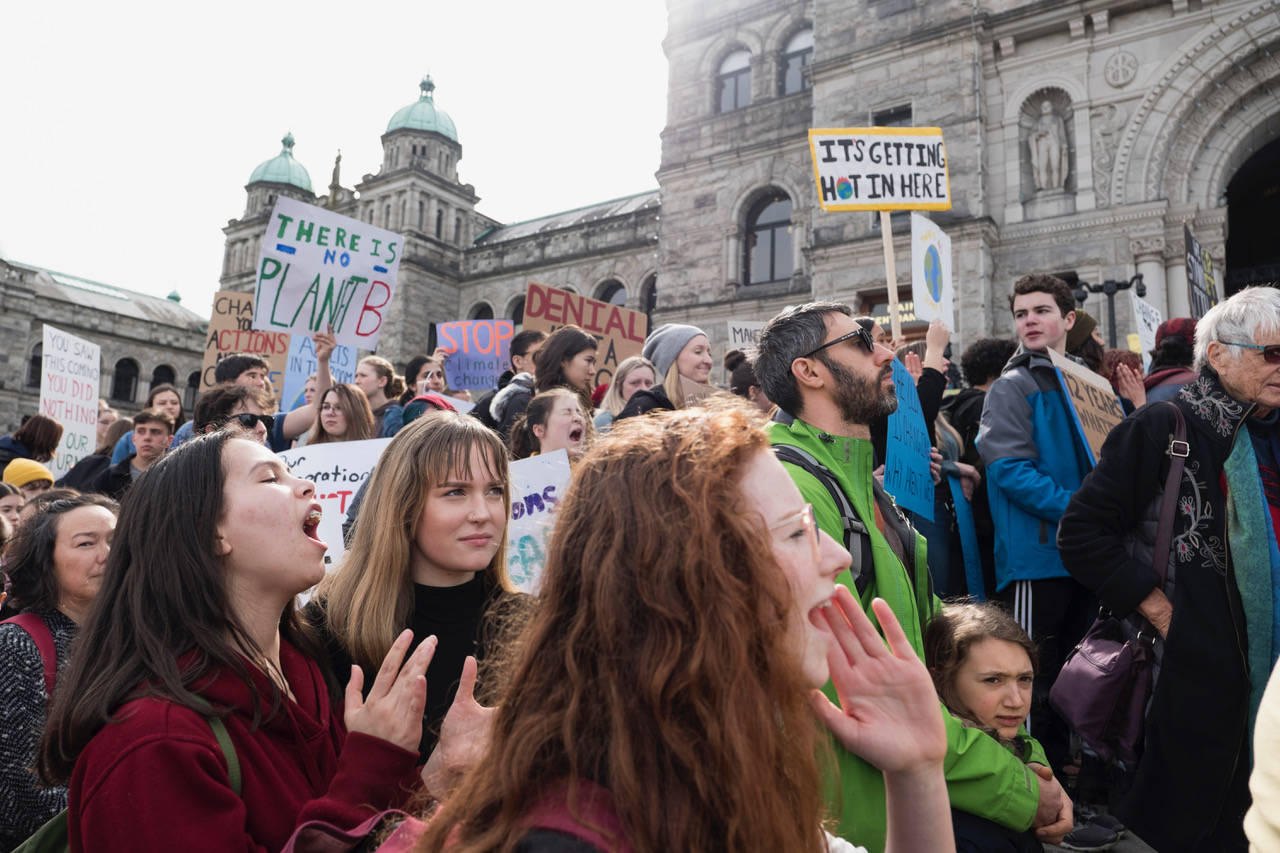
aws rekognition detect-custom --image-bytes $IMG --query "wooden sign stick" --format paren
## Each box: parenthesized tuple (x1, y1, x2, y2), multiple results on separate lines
(880, 210, 902, 342)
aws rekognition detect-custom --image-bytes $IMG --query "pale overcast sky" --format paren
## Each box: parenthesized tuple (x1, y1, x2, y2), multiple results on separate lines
(0, 0, 669, 318)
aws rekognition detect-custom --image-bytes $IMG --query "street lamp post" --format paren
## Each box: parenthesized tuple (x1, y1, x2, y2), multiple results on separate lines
(1072, 274, 1146, 348)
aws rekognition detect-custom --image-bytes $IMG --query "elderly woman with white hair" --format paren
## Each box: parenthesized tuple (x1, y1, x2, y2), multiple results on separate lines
(1058, 286, 1280, 853)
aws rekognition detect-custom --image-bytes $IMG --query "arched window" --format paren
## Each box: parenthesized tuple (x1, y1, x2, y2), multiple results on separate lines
(26, 343, 42, 388)
(745, 192, 795, 285)
(717, 50, 751, 113)
(595, 280, 627, 306)
(509, 296, 526, 326)
(468, 302, 494, 320)
(185, 370, 200, 410)
(111, 358, 140, 403)
(781, 29, 813, 95)
(150, 364, 175, 388)
(639, 274, 657, 324)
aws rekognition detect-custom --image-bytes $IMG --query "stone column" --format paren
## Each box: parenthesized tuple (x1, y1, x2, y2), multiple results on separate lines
(1165, 256, 1191, 318)
(1129, 236, 1168, 315)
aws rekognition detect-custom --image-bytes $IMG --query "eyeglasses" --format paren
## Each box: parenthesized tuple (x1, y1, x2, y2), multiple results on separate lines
(224, 413, 274, 431)
(801, 326, 875, 360)
(769, 503, 820, 563)
(1218, 341, 1280, 364)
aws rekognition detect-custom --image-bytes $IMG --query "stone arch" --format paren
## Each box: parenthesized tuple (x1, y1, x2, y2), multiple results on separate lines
(766, 13, 812, 55)
(504, 294, 526, 325)
(592, 276, 629, 305)
(697, 30, 766, 81)
(1111, 1, 1280, 207)
(465, 300, 494, 320)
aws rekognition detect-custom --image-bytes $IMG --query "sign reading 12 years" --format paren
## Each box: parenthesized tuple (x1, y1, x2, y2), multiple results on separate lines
(253, 197, 402, 350)
(808, 127, 951, 212)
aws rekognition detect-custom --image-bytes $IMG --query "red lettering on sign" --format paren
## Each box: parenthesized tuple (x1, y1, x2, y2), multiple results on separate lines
(356, 281, 391, 337)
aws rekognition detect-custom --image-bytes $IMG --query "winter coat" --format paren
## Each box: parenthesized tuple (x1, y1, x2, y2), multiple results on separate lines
(1058, 370, 1269, 852)
(769, 416, 1046, 853)
(1144, 365, 1197, 404)
(977, 348, 1093, 590)
(88, 455, 137, 501)
(0, 436, 33, 470)
(491, 373, 535, 438)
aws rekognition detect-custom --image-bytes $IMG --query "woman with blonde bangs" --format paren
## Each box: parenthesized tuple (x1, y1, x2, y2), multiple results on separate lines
(308, 412, 519, 761)
(307, 383, 376, 445)
(592, 355, 656, 432)
(411, 404, 952, 853)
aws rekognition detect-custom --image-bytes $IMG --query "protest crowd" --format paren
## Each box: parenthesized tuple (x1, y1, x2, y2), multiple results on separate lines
(6, 273, 1280, 853)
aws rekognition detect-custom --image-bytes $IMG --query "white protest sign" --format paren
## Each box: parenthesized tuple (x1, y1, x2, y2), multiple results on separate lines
(279, 437, 391, 570)
(506, 449, 573, 595)
(253, 197, 402, 350)
(909, 213, 954, 330)
(1130, 292, 1162, 371)
(808, 127, 951, 212)
(39, 325, 100, 479)
(727, 320, 765, 349)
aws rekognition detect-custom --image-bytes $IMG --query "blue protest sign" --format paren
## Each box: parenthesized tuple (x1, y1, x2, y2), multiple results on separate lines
(947, 476, 985, 601)
(281, 335, 357, 411)
(884, 359, 934, 520)
(436, 320, 514, 390)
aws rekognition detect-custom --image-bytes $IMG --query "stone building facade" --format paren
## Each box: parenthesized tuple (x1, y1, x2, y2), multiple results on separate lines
(215, 0, 1278, 377)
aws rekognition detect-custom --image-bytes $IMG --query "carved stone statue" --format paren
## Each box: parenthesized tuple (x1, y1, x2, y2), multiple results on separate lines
(1028, 101, 1069, 191)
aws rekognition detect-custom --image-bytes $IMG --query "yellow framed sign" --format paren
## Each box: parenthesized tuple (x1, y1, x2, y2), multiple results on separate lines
(808, 127, 951, 212)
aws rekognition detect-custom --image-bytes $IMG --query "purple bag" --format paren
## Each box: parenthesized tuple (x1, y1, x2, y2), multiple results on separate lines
(1050, 402, 1185, 767)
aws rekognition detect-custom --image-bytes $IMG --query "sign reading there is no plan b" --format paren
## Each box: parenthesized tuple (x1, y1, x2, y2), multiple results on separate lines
(809, 127, 951, 212)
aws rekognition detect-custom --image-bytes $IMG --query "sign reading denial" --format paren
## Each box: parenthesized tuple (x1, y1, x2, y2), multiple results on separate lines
(522, 282, 648, 385)
(253, 197, 401, 349)
(40, 325, 100, 479)
(436, 320, 514, 390)
(809, 127, 951, 212)
(202, 291, 289, 398)
(1048, 347, 1124, 465)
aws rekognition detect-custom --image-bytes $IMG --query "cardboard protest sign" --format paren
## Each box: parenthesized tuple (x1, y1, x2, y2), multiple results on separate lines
(39, 325, 100, 479)
(522, 282, 648, 386)
(1185, 225, 1219, 319)
(679, 377, 718, 407)
(201, 291, 289, 398)
(910, 213, 954, 330)
(436, 320, 515, 390)
(809, 127, 951, 212)
(279, 437, 391, 569)
(253, 197, 402, 349)
(282, 335, 356, 411)
(1047, 348, 1124, 465)
(884, 359, 933, 520)
(506, 449, 573, 594)
(1130, 292, 1162, 371)
(727, 320, 765, 349)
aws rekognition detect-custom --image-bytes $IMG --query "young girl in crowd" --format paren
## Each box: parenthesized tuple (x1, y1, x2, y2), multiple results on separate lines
(39, 433, 433, 850)
(412, 404, 952, 852)
(925, 603, 1043, 852)
(310, 413, 520, 760)
(592, 355, 656, 432)
(308, 383, 376, 445)
(509, 389, 588, 461)
(0, 482, 24, 529)
(1, 494, 117, 849)
(110, 384, 186, 464)
(532, 326, 598, 414)
(641, 323, 712, 408)
(354, 355, 407, 438)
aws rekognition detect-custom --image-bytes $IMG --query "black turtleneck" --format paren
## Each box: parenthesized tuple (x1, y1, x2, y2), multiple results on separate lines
(411, 573, 492, 758)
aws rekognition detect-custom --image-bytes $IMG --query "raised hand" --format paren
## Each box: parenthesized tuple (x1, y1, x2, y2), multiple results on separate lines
(313, 326, 337, 362)
(421, 656, 496, 801)
(344, 629, 436, 753)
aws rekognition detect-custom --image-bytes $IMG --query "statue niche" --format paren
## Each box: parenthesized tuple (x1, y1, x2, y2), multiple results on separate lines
(1019, 88, 1076, 217)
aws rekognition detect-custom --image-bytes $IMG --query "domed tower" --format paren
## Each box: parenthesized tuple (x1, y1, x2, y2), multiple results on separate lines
(382, 76, 461, 182)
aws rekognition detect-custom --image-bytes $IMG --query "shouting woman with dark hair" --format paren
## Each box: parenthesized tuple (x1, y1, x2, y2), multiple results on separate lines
(38, 433, 437, 851)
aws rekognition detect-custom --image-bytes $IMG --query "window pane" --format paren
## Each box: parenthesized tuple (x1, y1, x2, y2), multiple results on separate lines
(736, 70, 751, 108)
(774, 226, 794, 280)
(757, 197, 792, 225)
(750, 234, 772, 284)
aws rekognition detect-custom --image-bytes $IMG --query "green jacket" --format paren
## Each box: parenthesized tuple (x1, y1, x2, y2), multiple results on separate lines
(768, 417, 1046, 853)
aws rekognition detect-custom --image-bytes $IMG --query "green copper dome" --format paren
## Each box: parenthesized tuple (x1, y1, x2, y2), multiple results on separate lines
(248, 133, 313, 192)
(386, 77, 458, 141)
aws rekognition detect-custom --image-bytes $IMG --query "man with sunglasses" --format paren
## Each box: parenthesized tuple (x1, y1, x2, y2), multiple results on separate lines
(191, 386, 278, 447)
(1059, 286, 1280, 852)
(755, 301, 1071, 853)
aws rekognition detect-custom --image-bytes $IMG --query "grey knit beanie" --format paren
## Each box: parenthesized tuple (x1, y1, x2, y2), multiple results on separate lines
(642, 323, 707, 378)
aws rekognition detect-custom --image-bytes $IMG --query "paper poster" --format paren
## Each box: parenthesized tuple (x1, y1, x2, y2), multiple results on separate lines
(910, 213, 954, 330)
(883, 359, 934, 520)
(1184, 225, 1219, 319)
(201, 290, 289, 398)
(727, 320, 765, 349)
(809, 127, 951, 212)
(278, 437, 392, 569)
(522, 282, 648, 387)
(436, 320, 514, 390)
(506, 449, 573, 595)
(282, 335, 357, 411)
(39, 325, 100, 479)
(253, 197, 402, 349)
(1130, 292, 1162, 371)
(1047, 348, 1124, 465)
(948, 476, 985, 601)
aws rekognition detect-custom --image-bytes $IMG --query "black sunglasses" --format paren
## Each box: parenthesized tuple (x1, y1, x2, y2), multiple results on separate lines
(224, 413, 274, 431)
(801, 325, 876, 360)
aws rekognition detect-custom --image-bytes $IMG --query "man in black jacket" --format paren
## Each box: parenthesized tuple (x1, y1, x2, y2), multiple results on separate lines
(90, 409, 173, 501)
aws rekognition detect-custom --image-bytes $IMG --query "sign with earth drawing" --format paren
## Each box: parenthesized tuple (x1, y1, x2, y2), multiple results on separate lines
(910, 213, 953, 330)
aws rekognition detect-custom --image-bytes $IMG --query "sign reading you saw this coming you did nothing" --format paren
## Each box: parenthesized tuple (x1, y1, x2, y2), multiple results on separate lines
(809, 127, 951, 212)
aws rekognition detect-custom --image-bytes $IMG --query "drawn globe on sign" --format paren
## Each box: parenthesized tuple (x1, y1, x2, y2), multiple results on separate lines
(836, 178, 853, 200)
(923, 245, 943, 302)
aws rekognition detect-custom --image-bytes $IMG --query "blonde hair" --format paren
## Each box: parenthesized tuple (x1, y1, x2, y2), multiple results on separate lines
(316, 412, 512, 675)
(598, 356, 658, 416)
(661, 361, 685, 408)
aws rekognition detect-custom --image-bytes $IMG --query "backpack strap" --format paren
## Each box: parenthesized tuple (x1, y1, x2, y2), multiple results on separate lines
(772, 444, 871, 594)
(1153, 401, 1189, 589)
(187, 696, 242, 797)
(2, 613, 56, 698)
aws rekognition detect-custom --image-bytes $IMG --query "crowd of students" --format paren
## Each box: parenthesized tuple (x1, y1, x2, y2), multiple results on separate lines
(2, 280, 1280, 852)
